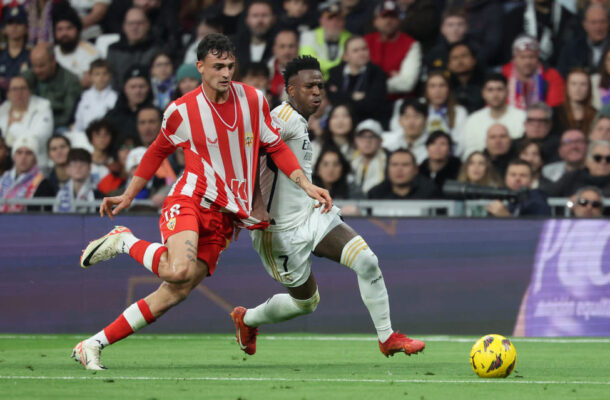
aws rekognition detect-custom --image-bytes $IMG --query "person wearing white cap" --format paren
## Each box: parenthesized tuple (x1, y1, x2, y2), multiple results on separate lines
(0, 135, 55, 212)
(501, 34, 565, 110)
(351, 118, 387, 193)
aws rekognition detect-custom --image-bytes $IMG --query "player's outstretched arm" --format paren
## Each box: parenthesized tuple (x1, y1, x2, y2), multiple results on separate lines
(100, 176, 148, 219)
(289, 169, 333, 213)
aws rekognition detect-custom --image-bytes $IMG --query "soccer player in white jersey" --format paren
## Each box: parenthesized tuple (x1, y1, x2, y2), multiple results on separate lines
(230, 56, 426, 357)
(70, 34, 332, 370)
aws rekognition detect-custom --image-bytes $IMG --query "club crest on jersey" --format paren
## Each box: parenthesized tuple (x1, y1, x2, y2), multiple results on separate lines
(245, 131, 254, 147)
(167, 217, 176, 231)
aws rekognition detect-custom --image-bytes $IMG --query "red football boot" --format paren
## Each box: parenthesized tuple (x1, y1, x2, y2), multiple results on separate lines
(230, 306, 258, 355)
(379, 332, 425, 357)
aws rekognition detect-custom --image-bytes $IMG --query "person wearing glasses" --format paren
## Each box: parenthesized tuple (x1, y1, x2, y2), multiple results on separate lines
(568, 186, 605, 218)
(548, 140, 610, 197)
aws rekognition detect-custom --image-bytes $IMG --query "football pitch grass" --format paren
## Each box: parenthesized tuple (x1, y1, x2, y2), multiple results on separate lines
(1, 334, 608, 400)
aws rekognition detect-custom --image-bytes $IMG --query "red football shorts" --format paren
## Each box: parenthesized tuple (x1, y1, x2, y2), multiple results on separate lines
(159, 195, 234, 275)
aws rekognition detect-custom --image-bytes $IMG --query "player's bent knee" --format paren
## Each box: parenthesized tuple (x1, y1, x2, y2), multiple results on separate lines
(351, 248, 381, 281)
(165, 257, 196, 283)
(291, 290, 320, 315)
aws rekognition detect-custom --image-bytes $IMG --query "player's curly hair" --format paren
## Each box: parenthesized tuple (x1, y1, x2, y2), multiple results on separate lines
(197, 33, 236, 61)
(282, 56, 321, 89)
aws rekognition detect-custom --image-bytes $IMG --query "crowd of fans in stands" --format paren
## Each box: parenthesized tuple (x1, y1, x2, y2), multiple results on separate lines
(0, 0, 608, 217)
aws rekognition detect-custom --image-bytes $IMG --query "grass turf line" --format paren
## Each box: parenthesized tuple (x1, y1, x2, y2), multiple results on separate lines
(0, 334, 608, 400)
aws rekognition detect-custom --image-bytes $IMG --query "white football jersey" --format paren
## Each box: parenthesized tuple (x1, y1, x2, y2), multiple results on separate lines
(261, 101, 315, 231)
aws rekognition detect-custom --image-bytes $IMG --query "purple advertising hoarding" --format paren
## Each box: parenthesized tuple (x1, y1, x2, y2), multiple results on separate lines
(518, 220, 610, 336)
(0, 215, 608, 336)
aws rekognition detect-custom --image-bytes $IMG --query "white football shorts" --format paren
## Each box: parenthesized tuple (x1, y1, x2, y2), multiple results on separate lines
(250, 206, 343, 287)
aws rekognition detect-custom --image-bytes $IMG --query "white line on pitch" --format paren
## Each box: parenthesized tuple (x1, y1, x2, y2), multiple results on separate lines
(0, 335, 608, 343)
(0, 375, 608, 385)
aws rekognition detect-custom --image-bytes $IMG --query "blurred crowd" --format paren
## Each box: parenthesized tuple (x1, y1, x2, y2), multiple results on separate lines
(0, 0, 608, 217)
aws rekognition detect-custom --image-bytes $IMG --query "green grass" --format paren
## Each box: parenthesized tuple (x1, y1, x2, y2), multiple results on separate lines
(0, 334, 608, 400)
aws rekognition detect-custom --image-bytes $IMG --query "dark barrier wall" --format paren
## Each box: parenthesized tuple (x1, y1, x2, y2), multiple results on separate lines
(0, 216, 607, 335)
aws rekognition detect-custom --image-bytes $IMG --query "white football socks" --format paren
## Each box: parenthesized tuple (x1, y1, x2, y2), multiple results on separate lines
(244, 291, 319, 327)
(341, 236, 393, 343)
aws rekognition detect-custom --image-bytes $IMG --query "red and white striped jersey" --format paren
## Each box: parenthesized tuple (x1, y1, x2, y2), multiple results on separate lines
(134, 82, 301, 225)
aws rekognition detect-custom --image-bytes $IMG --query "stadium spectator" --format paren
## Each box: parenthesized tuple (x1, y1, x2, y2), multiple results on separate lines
(589, 114, 610, 141)
(326, 36, 388, 124)
(85, 119, 116, 185)
(0, 136, 10, 176)
(461, 73, 526, 159)
(0, 136, 55, 213)
(419, 130, 461, 188)
(502, 0, 577, 66)
(422, 70, 467, 156)
(133, 0, 182, 60)
(267, 29, 299, 103)
(316, 103, 356, 163)
(182, 17, 223, 66)
(0, 76, 53, 168)
(106, 8, 161, 90)
(397, 0, 440, 53)
(72, 59, 118, 133)
(24, 0, 54, 45)
(46, 135, 71, 193)
(199, 0, 245, 36)
(383, 99, 429, 164)
(591, 43, 610, 108)
(230, 0, 276, 70)
(568, 186, 605, 217)
(277, 0, 318, 33)
(552, 68, 597, 136)
(351, 119, 387, 194)
(445, 0, 503, 66)
(299, 0, 351, 79)
(313, 146, 362, 199)
(173, 63, 202, 99)
(502, 35, 565, 110)
(483, 123, 516, 178)
(149, 51, 175, 110)
(368, 148, 439, 199)
(97, 136, 134, 196)
(22, 42, 81, 131)
(135, 105, 176, 187)
(52, 3, 100, 87)
(457, 150, 502, 187)
(0, 5, 30, 101)
(364, 1, 421, 97)
(517, 138, 552, 191)
(341, 0, 375, 35)
(104, 64, 153, 142)
(548, 139, 610, 196)
(542, 129, 588, 182)
(447, 41, 485, 113)
(53, 148, 102, 213)
(423, 8, 471, 75)
(68, 0, 110, 41)
(558, 4, 609, 77)
(240, 62, 270, 100)
(486, 158, 551, 217)
(513, 102, 561, 163)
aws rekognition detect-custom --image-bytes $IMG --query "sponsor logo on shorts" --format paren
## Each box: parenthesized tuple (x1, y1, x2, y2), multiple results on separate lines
(167, 217, 176, 231)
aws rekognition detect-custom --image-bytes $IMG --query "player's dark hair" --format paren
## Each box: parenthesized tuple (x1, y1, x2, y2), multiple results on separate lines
(196, 33, 236, 61)
(67, 148, 92, 164)
(483, 72, 508, 87)
(282, 55, 321, 89)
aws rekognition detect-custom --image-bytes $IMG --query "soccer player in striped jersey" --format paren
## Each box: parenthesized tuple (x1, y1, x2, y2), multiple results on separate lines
(230, 56, 426, 357)
(71, 34, 332, 370)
